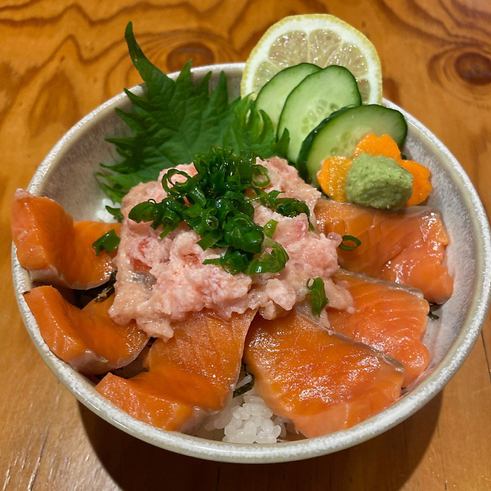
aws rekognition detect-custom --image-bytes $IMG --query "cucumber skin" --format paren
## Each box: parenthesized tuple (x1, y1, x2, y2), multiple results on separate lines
(277, 65, 362, 164)
(297, 104, 408, 182)
(255, 63, 320, 129)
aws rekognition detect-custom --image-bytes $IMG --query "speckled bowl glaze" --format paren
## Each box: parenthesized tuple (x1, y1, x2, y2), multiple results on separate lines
(12, 63, 491, 463)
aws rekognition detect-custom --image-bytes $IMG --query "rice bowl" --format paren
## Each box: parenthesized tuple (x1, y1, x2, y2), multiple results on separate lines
(12, 63, 491, 463)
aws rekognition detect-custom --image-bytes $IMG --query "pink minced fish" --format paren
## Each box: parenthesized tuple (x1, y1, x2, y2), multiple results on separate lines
(110, 157, 352, 338)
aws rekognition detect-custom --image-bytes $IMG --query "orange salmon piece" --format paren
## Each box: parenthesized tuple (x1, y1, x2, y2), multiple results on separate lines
(11, 189, 119, 289)
(146, 310, 256, 410)
(315, 199, 453, 303)
(244, 310, 404, 438)
(330, 271, 430, 386)
(24, 286, 148, 375)
(96, 310, 256, 430)
(96, 372, 193, 431)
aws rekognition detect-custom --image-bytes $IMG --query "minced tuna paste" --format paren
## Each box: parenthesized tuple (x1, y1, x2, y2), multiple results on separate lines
(110, 157, 352, 338)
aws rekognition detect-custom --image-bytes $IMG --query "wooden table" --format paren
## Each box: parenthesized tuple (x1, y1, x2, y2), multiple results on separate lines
(1, 1, 490, 489)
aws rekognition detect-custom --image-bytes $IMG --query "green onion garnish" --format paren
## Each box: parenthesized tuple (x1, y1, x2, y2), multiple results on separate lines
(307, 277, 328, 316)
(263, 219, 278, 238)
(128, 147, 308, 276)
(105, 206, 123, 222)
(92, 229, 120, 255)
(339, 234, 362, 251)
(252, 165, 271, 188)
(246, 240, 289, 275)
(257, 189, 310, 219)
(204, 249, 251, 275)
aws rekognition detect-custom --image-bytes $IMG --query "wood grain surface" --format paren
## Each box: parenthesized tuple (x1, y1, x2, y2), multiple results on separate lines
(1, 1, 490, 489)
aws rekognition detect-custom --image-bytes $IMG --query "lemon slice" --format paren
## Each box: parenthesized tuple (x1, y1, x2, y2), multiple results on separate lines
(241, 14, 382, 104)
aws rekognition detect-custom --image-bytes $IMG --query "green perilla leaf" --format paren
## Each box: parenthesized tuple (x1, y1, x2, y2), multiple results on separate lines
(98, 22, 288, 202)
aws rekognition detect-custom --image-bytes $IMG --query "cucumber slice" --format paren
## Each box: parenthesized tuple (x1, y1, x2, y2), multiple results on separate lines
(255, 63, 320, 130)
(299, 104, 408, 183)
(278, 65, 361, 164)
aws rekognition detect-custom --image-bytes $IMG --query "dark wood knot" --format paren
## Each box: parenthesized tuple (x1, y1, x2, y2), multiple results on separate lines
(167, 42, 215, 71)
(455, 52, 491, 85)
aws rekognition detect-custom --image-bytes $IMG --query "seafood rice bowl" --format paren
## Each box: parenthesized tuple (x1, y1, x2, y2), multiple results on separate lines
(11, 17, 491, 461)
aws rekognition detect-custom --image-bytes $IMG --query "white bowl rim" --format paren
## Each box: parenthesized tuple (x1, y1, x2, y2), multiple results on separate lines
(12, 62, 491, 464)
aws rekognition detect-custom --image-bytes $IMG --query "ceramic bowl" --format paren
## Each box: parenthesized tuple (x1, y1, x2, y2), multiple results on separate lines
(12, 63, 491, 463)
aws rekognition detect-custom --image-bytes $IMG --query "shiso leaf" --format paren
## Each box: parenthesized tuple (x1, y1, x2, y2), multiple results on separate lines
(98, 22, 287, 202)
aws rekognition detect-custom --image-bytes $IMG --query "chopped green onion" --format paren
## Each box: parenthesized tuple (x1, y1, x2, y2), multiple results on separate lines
(203, 249, 251, 275)
(128, 147, 309, 276)
(161, 169, 193, 196)
(246, 240, 289, 274)
(257, 190, 310, 220)
(105, 205, 123, 222)
(92, 229, 120, 255)
(263, 219, 278, 238)
(339, 234, 362, 251)
(307, 277, 328, 316)
(128, 200, 158, 223)
(252, 164, 271, 188)
(274, 197, 310, 218)
(223, 214, 264, 254)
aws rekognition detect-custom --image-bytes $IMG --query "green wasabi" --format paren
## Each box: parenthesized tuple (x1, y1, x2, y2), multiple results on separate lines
(346, 154, 413, 210)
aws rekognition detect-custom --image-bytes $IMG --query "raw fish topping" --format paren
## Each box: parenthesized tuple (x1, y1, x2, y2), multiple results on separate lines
(110, 157, 352, 338)
(12, 16, 456, 445)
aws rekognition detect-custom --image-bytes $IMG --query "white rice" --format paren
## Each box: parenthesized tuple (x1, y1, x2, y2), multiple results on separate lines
(202, 386, 286, 444)
(94, 198, 119, 223)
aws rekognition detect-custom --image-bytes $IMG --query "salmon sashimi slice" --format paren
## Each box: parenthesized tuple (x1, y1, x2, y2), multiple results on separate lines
(11, 189, 119, 289)
(146, 309, 257, 411)
(24, 286, 148, 375)
(329, 271, 430, 386)
(95, 309, 256, 430)
(244, 309, 404, 438)
(96, 372, 194, 431)
(315, 199, 453, 303)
